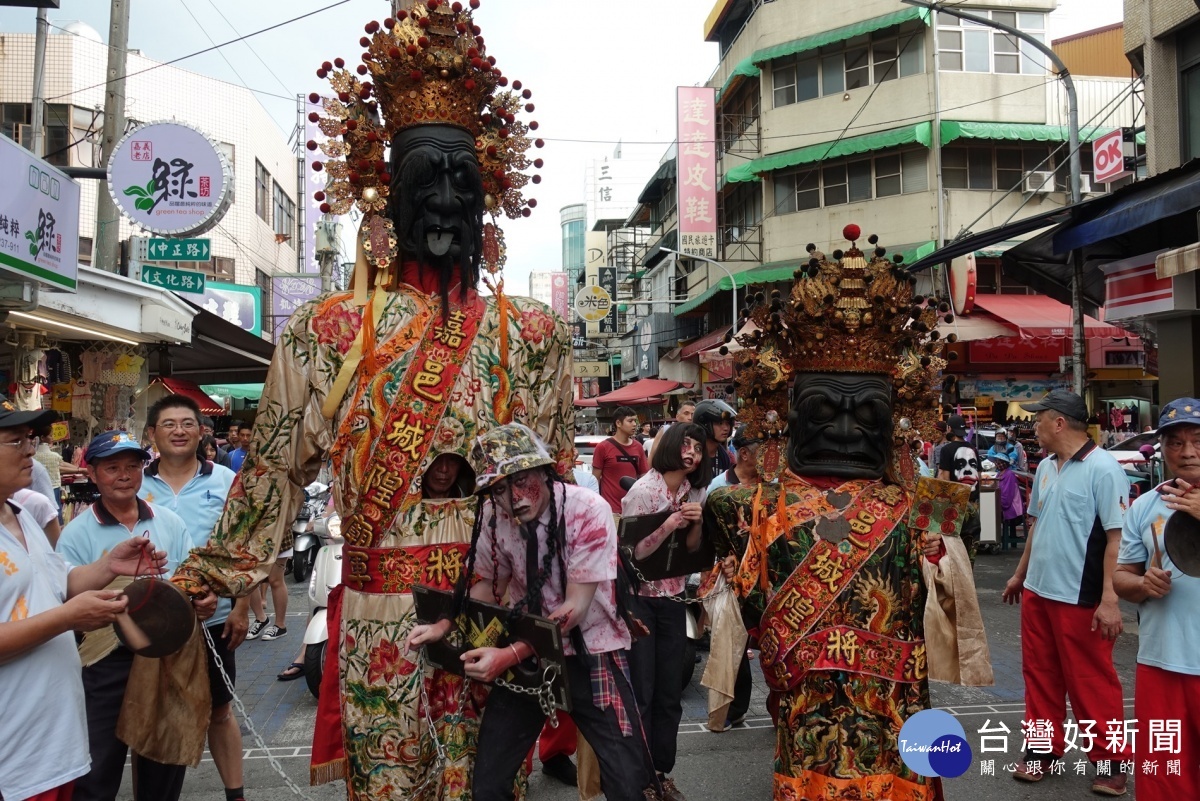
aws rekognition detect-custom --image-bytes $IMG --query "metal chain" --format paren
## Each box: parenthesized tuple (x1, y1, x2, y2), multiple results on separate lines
(494, 663, 562, 724)
(408, 652, 472, 799)
(201, 625, 313, 799)
(624, 553, 733, 605)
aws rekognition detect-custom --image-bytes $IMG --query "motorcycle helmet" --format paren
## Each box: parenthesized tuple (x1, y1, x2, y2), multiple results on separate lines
(694, 399, 737, 432)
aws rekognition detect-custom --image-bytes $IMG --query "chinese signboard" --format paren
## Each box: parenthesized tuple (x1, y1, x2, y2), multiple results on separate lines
(968, 338, 1064, 365)
(107, 121, 233, 236)
(146, 238, 211, 262)
(1093, 128, 1135, 184)
(142, 264, 206, 294)
(551, 272, 569, 319)
(303, 96, 327, 274)
(676, 86, 717, 259)
(198, 280, 262, 338)
(0, 134, 80, 291)
(574, 285, 612, 322)
(270, 274, 323, 341)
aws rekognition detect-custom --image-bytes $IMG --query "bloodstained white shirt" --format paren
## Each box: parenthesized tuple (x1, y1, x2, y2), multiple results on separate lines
(475, 481, 629, 654)
(621, 470, 706, 597)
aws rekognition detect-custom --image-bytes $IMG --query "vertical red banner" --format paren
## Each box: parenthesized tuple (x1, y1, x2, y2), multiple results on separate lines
(551, 272, 569, 318)
(677, 86, 717, 259)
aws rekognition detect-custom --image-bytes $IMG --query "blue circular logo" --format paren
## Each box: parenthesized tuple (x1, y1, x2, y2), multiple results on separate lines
(898, 709, 972, 778)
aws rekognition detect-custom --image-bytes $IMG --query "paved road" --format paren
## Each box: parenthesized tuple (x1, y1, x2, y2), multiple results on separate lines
(170, 547, 1144, 800)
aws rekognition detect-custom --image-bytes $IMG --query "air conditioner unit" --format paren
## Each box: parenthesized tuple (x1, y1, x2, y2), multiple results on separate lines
(1078, 174, 1094, 195)
(1024, 171, 1055, 194)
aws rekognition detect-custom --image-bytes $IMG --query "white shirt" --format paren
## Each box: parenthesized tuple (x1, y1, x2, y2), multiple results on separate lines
(0, 501, 90, 800)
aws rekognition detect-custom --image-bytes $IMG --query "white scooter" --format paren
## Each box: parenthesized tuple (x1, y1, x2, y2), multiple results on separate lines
(302, 512, 342, 698)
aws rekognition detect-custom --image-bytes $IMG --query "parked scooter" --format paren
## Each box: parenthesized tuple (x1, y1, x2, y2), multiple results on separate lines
(291, 482, 331, 584)
(303, 512, 343, 698)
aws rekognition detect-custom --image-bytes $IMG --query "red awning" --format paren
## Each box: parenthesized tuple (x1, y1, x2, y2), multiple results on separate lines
(594, 378, 691, 405)
(680, 325, 733, 360)
(574, 397, 599, 408)
(971, 294, 1130, 339)
(153, 377, 223, 415)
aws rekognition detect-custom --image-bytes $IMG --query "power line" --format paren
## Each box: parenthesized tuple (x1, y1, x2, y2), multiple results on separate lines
(177, 0, 254, 96)
(203, 0, 295, 99)
(43, 0, 352, 104)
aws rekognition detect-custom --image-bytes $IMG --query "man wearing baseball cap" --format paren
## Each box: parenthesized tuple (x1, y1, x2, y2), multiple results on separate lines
(1003, 390, 1130, 795)
(0, 401, 168, 801)
(406, 423, 652, 801)
(1114, 398, 1200, 799)
(56, 431, 193, 801)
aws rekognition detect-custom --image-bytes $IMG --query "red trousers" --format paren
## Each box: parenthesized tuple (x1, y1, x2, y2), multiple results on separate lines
(24, 781, 75, 801)
(1135, 664, 1200, 800)
(1021, 589, 1127, 761)
(524, 711, 577, 772)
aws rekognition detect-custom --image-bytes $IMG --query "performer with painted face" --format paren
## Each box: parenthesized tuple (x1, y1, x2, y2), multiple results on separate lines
(171, 3, 574, 799)
(705, 227, 993, 801)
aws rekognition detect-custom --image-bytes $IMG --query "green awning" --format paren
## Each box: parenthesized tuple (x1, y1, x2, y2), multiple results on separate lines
(752, 7, 930, 66)
(726, 122, 933, 184)
(673, 242, 937, 316)
(201, 383, 263, 400)
(941, 120, 1126, 145)
(716, 56, 761, 104)
(625, 270, 646, 281)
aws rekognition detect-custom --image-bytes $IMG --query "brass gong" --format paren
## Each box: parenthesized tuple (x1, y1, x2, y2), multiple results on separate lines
(114, 579, 195, 658)
(1163, 511, 1200, 578)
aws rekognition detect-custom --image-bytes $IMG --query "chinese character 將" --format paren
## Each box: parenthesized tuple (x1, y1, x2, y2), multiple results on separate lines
(977, 719, 1011, 754)
(425, 547, 463, 585)
(824, 629, 859, 665)
(1063, 719, 1097, 753)
(1149, 719, 1181, 753)
(1021, 719, 1056, 755)
(1105, 719, 1138, 755)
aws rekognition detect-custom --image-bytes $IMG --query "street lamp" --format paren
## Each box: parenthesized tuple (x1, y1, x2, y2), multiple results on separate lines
(661, 247, 739, 329)
(902, 0, 1085, 394)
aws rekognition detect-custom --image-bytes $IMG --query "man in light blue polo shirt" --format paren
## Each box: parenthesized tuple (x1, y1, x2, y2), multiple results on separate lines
(1001, 389, 1130, 795)
(56, 430, 193, 801)
(1115, 397, 1200, 799)
(138, 394, 246, 801)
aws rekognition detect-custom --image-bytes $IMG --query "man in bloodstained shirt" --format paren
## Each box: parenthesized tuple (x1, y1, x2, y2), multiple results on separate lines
(407, 424, 652, 801)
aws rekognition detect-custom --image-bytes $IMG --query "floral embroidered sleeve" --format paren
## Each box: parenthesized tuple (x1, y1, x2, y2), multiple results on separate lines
(174, 303, 331, 598)
(529, 306, 575, 477)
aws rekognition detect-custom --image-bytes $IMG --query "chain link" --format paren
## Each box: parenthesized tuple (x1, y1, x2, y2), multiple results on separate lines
(623, 552, 732, 605)
(201, 625, 313, 799)
(494, 663, 562, 724)
(408, 651, 473, 798)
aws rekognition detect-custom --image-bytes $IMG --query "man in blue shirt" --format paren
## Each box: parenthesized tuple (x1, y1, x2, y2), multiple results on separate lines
(1115, 397, 1200, 799)
(139, 394, 245, 801)
(1002, 390, 1129, 795)
(228, 422, 252, 472)
(56, 430, 194, 801)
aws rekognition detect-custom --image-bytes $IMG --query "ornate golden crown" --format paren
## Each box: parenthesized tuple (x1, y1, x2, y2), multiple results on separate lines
(306, 0, 540, 254)
(732, 225, 953, 483)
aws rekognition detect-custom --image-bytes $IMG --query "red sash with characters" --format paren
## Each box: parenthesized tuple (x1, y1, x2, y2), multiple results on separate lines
(757, 480, 912, 692)
(340, 295, 486, 550)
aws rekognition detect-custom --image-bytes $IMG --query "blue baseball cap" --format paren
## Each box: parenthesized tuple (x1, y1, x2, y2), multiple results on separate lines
(84, 430, 151, 463)
(1158, 398, 1200, 434)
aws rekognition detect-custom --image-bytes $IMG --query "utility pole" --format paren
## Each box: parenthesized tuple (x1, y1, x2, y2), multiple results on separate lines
(93, 0, 130, 274)
(902, 0, 1085, 395)
(29, 8, 49, 158)
(662, 247, 738, 327)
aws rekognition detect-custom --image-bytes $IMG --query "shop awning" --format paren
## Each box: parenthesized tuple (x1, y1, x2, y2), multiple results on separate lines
(1053, 162, 1200, 252)
(751, 7, 929, 66)
(725, 122, 933, 184)
(150, 377, 223, 415)
(574, 397, 600, 408)
(672, 259, 801, 316)
(201, 382, 264, 400)
(716, 56, 760, 103)
(593, 378, 691, 405)
(637, 159, 677, 204)
(971, 294, 1128, 339)
(166, 306, 276, 385)
(939, 121, 1132, 146)
(937, 312, 1019, 341)
(680, 325, 733, 359)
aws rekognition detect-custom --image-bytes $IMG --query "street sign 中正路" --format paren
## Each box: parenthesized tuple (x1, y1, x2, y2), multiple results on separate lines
(141, 264, 206, 294)
(146, 237, 210, 261)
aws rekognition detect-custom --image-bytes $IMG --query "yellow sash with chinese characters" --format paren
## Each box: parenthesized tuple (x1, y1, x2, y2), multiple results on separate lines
(341, 295, 486, 549)
(757, 480, 913, 692)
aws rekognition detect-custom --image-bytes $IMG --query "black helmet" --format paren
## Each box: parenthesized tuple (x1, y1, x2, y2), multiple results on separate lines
(694, 399, 737, 428)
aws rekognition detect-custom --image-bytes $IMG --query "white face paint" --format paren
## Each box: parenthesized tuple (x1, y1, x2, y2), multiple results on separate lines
(952, 446, 980, 483)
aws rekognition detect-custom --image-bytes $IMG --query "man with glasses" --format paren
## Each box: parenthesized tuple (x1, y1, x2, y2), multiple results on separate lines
(1114, 398, 1200, 799)
(138, 395, 246, 801)
(56, 431, 193, 801)
(0, 396, 168, 801)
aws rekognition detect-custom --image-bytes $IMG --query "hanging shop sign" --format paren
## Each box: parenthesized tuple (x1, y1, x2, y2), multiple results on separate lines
(270, 274, 323, 341)
(198, 280, 262, 337)
(677, 86, 717, 259)
(575, 284, 612, 323)
(107, 121, 233, 237)
(968, 338, 1063, 364)
(0, 134, 80, 291)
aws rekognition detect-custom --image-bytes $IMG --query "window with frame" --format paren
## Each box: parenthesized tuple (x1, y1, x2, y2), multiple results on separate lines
(649, 182, 676, 233)
(1181, 22, 1200, 161)
(255, 160, 271, 223)
(1, 103, 30, 144)
(272, 181, 295, 238)
(943, 144, 1054, 191)
(204, 256, 235, 281)
(938, 10, 1046, 75)
(773, 148, 928, 213)
(771, 24, 924, 109)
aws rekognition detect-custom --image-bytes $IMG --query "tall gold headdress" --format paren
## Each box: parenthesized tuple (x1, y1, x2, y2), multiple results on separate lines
(732, 224, 955, 484)
(306, 0, 540, 280)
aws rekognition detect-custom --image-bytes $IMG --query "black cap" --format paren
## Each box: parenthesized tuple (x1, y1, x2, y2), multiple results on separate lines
(0, 393, 57, 430)
(946, 414, 968, 437)
(732, 425, 762, 450)
(1020, 389, 1089, 422)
